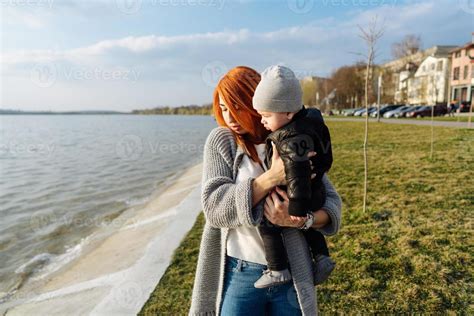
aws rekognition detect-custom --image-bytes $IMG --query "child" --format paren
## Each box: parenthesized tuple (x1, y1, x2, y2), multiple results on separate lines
(252, 65, 335, 288)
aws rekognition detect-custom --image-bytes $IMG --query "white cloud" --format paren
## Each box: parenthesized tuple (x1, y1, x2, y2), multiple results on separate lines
(1, 0, 471, 111)
(2, 6, 50, 29)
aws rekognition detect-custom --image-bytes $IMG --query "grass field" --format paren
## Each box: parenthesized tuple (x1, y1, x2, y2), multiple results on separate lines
(140, 121, 473, 314)
(417, 116, 471, 123)
(330, 114, 472, 123)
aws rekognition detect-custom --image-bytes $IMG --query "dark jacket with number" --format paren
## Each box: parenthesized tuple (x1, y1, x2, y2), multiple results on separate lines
(264, 106, 333, 216)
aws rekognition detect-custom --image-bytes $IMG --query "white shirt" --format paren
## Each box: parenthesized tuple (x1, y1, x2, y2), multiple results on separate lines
(226, 143, 268, 265)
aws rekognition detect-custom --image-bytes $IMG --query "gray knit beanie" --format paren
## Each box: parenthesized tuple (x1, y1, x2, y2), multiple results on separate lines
(253, 65, 302, 113)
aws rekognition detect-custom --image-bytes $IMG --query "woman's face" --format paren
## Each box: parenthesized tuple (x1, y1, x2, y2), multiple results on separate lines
(218, 94, 248, 135)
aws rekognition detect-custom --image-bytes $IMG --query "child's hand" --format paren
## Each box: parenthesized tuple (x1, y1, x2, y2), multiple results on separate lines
(308, 151, 317, 180)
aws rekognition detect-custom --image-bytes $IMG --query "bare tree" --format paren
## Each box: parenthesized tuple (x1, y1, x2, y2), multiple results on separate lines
(392, 34, 422, 59)
(376, 74, 382, 122)
(329, 64, 365, 108)
(358, 17, 384, 213)
(468, 103, 473, 129)
(430, 76, 438, 160)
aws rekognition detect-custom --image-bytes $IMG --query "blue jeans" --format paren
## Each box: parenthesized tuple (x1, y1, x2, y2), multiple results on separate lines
(220, 255, 302, 316)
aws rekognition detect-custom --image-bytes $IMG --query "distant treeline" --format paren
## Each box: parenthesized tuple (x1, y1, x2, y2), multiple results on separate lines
(0, 109, 127, 115)
(132, 104, 213, 115)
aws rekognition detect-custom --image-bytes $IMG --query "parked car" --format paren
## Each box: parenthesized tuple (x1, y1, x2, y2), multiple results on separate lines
(354, 107, 376, 116)
(458, 101, 472, 113)
(395, 106, 423, 118)
(406, 106, 431, 118)
(434, 104, 448, 116)
(353, 108, 367, 116)
(366, 107, 378, 116)
(343, 107, 364, 116)
(370, 104, 403, 117)
(384, 105, 410, 118)
(369, 105, 385, 117)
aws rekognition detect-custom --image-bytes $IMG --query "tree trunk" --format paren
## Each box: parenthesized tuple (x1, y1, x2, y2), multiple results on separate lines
(363, 49, 373, 213)
(430, 105, 434, 160)
(468, 102, 473, 129)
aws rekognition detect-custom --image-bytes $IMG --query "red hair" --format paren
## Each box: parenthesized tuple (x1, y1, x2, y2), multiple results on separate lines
(213, 66, 269, 163)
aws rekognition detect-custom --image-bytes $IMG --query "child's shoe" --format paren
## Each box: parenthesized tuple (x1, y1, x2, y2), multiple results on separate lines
(313, 254, 336, 285)
(254, 268, 292, 288)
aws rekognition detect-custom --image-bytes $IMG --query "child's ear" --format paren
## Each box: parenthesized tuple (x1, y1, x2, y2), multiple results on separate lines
(287, 112, 295, 120)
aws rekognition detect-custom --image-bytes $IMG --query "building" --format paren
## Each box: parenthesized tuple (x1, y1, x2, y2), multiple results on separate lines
(449, 34, 474, 106)
(394, 62, 418, 104)
(382, 46, 457, 104)
(407, 49, 454, 105)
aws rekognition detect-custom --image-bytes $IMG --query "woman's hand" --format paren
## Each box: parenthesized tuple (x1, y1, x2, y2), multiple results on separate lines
(267, 143, 286, 186)
(264, 187, 306, 228)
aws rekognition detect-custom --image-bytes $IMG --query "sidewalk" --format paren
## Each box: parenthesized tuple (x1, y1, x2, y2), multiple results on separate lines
(2, 163, 203, 316)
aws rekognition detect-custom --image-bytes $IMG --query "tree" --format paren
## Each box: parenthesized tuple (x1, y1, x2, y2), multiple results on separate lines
(329, 64, 365, 108)
(358, 16, 384, 213)
(430, 76, 439, 160)
(132, 104, 213, 115)
(392, 34, 422, 59)
(301, 77, 332, 108)
(301, 79, 318, 106)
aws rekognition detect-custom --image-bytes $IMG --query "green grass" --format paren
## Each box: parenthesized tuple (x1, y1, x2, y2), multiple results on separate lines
(417, 116, 471, 122)
(330, 114, 472, 122)
(140, 121, 473, 314)
(138, 212, 205, 316)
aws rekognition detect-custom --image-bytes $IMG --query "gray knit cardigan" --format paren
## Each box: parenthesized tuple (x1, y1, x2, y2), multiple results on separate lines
(189, 127, 342, 316)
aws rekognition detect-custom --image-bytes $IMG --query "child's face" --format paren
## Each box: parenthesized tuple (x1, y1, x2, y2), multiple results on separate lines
(257, 110, 295, 132)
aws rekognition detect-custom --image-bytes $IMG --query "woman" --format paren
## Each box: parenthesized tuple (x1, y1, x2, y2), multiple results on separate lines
(189, 66, 342, 316)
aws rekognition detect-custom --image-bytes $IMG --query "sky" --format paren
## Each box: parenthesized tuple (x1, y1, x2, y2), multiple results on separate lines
(1, 0, 473, 112)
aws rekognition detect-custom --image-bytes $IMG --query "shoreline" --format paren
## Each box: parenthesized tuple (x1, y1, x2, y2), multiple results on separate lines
(1, 161, 203, 315)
